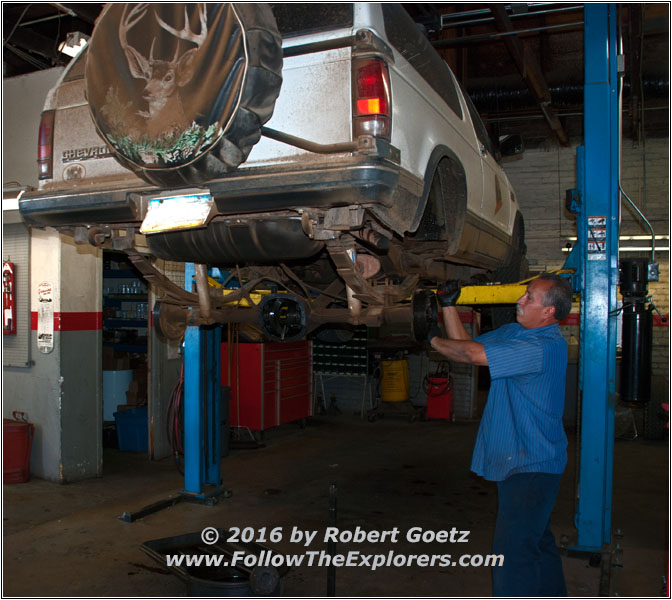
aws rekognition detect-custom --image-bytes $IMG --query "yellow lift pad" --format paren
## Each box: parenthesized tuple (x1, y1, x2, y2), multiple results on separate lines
(206, 277, 265, 307)
(457, 283, 527, 305)
(455, 270, 574, 305)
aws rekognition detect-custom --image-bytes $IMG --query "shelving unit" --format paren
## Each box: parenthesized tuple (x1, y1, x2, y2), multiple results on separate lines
(102, 262, 149, 355)
(102, 252, 150, 427)
(312, 326, 372, 416)
(312, 326, 368, 375)
(104, 318, 147, 329)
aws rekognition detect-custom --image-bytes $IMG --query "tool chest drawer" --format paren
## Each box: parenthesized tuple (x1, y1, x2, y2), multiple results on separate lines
(221, 341, 312, 431)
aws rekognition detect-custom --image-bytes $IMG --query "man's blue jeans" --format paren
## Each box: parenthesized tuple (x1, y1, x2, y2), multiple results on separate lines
(492, 472, 567, 597)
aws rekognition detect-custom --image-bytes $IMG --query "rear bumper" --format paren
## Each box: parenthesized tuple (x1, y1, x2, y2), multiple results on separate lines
(18, 184, 151, 228)
(19, 155, 402, 228)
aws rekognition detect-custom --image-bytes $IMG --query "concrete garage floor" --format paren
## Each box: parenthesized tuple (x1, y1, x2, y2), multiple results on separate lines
(3, 415, 668, 597)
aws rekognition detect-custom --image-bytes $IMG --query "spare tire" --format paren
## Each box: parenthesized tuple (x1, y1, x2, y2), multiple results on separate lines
(85, 3, 282, 187)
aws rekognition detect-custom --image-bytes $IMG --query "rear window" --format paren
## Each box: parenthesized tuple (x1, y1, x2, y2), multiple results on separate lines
(270, 4, 353, 38)
(381, 4, 463, 119)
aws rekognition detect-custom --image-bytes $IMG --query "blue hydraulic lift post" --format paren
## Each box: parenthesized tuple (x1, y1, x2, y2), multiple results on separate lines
(571, 3, 620, 551)
(183, 262, 223, 496)
(183, 318, 203, 494)
(116, 264, 225, 520)
(205, 324, 223, 484)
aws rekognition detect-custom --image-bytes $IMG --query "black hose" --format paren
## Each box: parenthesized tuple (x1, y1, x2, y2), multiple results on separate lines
(166, 362, 185, 474)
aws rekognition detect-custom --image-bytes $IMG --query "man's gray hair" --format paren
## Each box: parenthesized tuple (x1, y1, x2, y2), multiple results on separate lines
(538, 273, 573, 321)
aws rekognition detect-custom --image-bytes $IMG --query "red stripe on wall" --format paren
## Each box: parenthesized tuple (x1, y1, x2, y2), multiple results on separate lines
(30, 312, 103, 331)
(59, 312, 103, 331)
(27, 310, 667, 331)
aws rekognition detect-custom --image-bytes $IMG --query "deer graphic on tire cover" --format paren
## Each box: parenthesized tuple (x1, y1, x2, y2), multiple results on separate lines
(86, 3, 247, 168)
(119, 4, 208, 137)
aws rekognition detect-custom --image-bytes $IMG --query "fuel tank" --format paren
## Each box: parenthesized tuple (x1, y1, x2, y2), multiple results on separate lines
(146, 218, 324, 265)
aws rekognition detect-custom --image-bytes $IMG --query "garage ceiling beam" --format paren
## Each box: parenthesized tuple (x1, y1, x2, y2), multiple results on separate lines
(440, 5, 583, 30)
(487, 4, 570, 146)
(431, 21, 584, 48)
(59, 3, 100, 25)
(4, 43, 53, 71)
(3, 25, 61, 61)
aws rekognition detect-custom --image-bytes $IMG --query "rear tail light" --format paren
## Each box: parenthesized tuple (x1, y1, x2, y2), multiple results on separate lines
(37, 110, 55, 180)
(353, 58, 391, 139)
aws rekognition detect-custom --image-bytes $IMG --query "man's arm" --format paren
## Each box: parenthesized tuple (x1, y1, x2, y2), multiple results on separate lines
(429, 282, 488, 366)
(429, 336, 488, 366)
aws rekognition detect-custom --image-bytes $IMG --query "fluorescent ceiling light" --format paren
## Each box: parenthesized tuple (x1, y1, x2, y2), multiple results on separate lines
(2, 190, 24, 211)
(59, 32, 88, 57)
(565, 235, 669, 241)
(561, 247, 669, 253)
(618, 247, 669, 252)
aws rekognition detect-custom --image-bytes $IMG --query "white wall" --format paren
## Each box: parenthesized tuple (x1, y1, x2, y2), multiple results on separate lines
(502, 138, 670, 275)
(2, 67, 64, 189)
(502, 139, 670, 380)
(5, 228, 63, 479)
(3, 68, 106, 482)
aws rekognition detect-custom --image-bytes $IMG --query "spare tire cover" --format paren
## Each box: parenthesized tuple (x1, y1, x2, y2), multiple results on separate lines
(85, 3, 282, 186)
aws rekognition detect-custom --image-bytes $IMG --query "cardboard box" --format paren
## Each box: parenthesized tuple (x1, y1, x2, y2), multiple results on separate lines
(104, 348, 135, 371)
(125, 381, 139, 405)
(103, 347, 115, 370)
(114, 356, 131, 370)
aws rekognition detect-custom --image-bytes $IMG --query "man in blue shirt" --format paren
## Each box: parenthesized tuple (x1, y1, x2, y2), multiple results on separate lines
(428, 274, 573, 597)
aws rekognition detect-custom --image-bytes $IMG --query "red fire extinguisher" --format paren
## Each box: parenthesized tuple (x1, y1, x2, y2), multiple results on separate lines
(3, 261, 16, 335)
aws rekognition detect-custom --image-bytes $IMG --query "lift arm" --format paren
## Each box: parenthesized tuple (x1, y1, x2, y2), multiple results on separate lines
(454, 270, 574, 306)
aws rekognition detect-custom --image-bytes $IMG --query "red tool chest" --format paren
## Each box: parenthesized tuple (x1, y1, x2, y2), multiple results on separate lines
(221, 341, 312, 431)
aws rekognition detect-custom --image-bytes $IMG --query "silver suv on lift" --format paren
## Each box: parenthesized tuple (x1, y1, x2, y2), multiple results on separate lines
(19, 3, 525, 341)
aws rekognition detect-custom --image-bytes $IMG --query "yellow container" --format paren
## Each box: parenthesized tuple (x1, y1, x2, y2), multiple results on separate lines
(380, 360, 410, 403)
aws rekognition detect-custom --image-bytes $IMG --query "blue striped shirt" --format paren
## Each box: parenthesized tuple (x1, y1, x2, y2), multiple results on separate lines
(471, 322, 568, 482)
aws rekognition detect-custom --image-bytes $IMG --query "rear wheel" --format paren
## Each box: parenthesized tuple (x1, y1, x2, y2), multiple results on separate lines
(490, 213, 527, 328)
(413, 158, 468, 254)
(494, 212, 527, 284)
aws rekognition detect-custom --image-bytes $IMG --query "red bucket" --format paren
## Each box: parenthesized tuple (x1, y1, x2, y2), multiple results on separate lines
(3, 412, 35, 484)
(425, 376, 453, 420)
